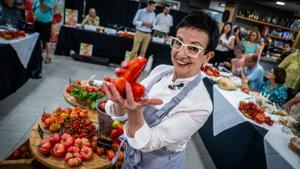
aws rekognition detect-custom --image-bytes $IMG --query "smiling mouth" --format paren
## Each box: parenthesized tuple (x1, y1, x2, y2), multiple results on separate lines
(176, 60, 191, 66)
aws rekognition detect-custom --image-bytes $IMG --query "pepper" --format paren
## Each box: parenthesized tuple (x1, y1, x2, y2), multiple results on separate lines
(108, 56, 147, 101)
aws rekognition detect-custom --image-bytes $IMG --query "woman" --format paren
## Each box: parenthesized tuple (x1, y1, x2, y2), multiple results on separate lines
(242, 30, 261, 56)
(103, 11, 219, 169)
(278, 50, 300, 90)
(261, 67, 287, 107)
(233, 25, 242, 45)
(209, 22, 235, 67)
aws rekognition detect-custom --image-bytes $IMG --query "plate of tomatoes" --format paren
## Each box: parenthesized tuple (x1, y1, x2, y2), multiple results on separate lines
(239, 101, 274, 126)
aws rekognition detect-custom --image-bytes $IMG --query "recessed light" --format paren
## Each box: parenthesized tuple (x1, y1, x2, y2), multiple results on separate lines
(276, 1, 285, 6)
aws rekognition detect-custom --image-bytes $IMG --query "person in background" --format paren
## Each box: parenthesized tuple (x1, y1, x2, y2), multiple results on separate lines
(81, 8, 99, 26)
(0, 0, 23, 26)
(277, 41, 293, 62)
(209, 22, 235, 67)
(224, 43, 246, 69)
(242, 30, 261, 57)
(284, 93, 300, 122)
(33, 0, 55, 64)
(232, 54, 264, 91)
(103, 11, 219, 168)
(261, 67, 287, 107)
(128, 0, 156, 60)
(233, 25, 242, 45)
(261, 36, 273, 56)
(153, 4, 173, 38)
(14, 0, 24, 19)
(278, 50, 300, 90)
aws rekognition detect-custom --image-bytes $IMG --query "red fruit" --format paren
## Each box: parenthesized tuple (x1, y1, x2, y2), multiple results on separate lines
(38, 140, 52, 155)
(17, 31, 26, 37)
(116, 124, 124, 135)
(51, 143, 66, 158)
(121, 56, 147, 83)
(111, 77, 127, 98)
(254, 114, 265, 124)
(131, 83, 145, 101)
(80, 146, 93, 161)
(107, 150, 115, 161)
(65, 152, 83, 167)
(67, 146, 80, 153)
(41, 113, 51, 122)
(99, 102, 106, 112)
(74, 138, 91, 149)
(96, 147, 105, 156)
(49, 133, 61, 145)
(60, 133, 74, 148)
(110, 129, 119, 138)
(79, 110, 88, 119)
(44, 117, 55, 128)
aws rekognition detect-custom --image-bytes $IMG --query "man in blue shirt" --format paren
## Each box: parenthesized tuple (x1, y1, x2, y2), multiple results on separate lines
(129, 0, 156, 60)
(33, 0, 55, 64)
(233, 54, 264, 91)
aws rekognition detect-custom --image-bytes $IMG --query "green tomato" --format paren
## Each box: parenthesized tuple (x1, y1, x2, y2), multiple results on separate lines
(112, 121, 121, 128)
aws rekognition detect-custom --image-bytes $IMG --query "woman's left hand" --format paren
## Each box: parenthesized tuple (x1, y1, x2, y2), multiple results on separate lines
(103, 82, 163, 113)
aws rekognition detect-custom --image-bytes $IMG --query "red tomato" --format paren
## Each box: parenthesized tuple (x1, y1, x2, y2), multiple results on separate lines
(96, 147, 105, 156)
(111, 77, 127, 98)
(65, 152, 83, 167)
(80, 146, 93, 161)
(51, 143, 66, 158)
(60, 133, 74, 148)
(254, 114, 265, 124)
(110, 129, 119, 138)
(74, 138, 91, 149)
(107, 150, 115, 161)
(121, 56, 147, 83)
(41, 113, 51, 122)
(79, 110, 88, 119)
(67, 146, 80, 153)
(49, 133, 61, 145)
(38, 139, 52, 155)
(116, 124, 124, 135)
(99, 102, 106, 113)
(131, 82, 145, 101)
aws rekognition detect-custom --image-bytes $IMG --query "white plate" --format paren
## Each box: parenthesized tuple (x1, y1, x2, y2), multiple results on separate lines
(220, 71, 232, 77)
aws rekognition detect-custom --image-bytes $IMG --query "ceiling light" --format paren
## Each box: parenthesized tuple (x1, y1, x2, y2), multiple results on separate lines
(276, 1, 285, 6)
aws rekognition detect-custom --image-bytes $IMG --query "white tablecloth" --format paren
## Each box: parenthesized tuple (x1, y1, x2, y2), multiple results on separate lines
(0, 33, 39, 68)
(264, 125, 300, 169)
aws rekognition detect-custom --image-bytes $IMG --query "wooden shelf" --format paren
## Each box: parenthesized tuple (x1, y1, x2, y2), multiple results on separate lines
(236, 16, 298, 32)
(267, 34, 294, 42)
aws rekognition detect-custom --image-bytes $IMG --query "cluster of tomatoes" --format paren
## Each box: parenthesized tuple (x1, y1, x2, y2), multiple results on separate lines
(9, 144, 32, 160)
(41, 107, 89, 133)
(64, 118, 97, 139)
(200, 65, 220, 77)
(38, 133, 95, 167)
(95, 121, 125, 168)
(0, 30, 26, 40)
(239, 101, 274, 126)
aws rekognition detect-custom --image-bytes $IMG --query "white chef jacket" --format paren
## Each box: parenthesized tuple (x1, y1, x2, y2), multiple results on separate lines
(105, 65, 212, 152)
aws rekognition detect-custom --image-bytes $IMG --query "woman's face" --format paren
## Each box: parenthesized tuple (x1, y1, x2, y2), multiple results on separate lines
(223, 24, 231, 33)
(249, 32, 257, 42)
(266, 69, 276, 82)
(171, 27, 210, 79)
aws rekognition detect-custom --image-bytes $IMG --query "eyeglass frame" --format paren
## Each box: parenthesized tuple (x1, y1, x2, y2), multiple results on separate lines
(169, 37, 206, 58)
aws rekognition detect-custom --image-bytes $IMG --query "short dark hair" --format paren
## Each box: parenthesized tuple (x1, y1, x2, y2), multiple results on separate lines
(147, 1, 155, 5)
(284, 41, 292, 47)
(273, 67, 286, 84)
(163, 4, 170, 9)
(249, 54, 258, 62)
(176, 11, 219, 52)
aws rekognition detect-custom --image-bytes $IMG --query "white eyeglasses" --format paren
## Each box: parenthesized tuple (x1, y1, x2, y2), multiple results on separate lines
(169, 37, 206, 58)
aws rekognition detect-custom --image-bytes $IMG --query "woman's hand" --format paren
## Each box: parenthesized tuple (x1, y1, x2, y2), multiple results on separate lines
(103, 82, 163, 114)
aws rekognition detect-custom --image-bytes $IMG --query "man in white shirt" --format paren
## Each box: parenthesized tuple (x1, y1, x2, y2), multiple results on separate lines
(103, 11, 219, 169)
(153, 4, 173, 38)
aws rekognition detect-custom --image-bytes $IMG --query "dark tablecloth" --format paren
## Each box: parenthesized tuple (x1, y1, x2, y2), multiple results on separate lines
(54, 26, 172, 68)
(200, 78, 268, 169)
(0, 36, 42, 100)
